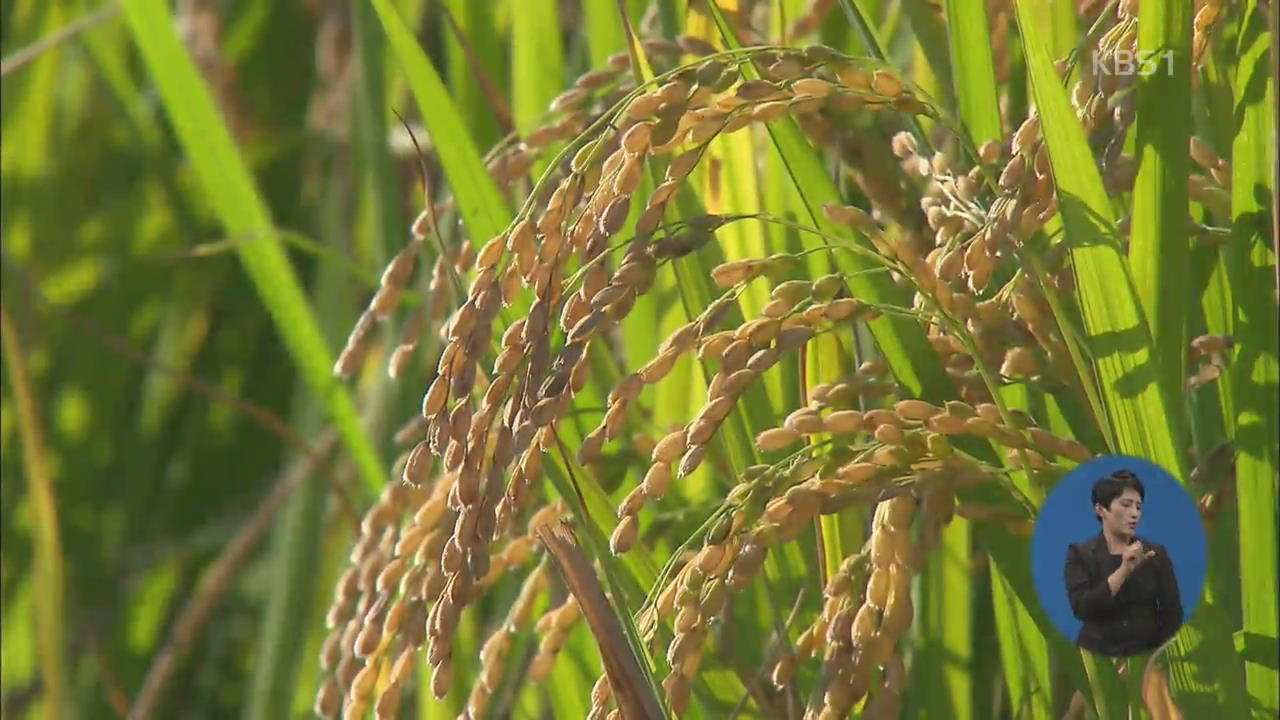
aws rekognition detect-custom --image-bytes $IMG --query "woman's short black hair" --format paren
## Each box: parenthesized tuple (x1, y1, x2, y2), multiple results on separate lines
(1091, 469, 1145, 521)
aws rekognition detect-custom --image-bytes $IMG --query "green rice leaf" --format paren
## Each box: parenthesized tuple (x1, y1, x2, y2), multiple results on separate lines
(1047, 0, 1079, 59)
(512, 0, 564, 179)
(990, 566, 1053, 719)
(916, 519, 974, 718)
(1224, 1, 1279, 711)
(1016, 1, 1262, 714)
(118, 0, 386, 493)
(901, 0, 955, 110)
(944, 0, 1003, 144)
(1012, 0, 1183, 470)
(370, 0, 512, 245)
(1128, 0, 1193, 434)
(444, 0, 502, 149)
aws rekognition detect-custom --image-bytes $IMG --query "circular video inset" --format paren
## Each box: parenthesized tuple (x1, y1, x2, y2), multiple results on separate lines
(1030, 455, 1207, 658)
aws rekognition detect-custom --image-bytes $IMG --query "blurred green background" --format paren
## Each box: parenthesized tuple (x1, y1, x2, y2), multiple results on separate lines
(1, 0, 503, 717)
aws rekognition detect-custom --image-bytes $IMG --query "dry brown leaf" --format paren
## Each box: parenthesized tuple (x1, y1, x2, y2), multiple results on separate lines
(536, 522, 666, 720)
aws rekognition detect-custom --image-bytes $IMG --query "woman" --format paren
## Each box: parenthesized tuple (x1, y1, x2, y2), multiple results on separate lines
(1063, 469, 1184, 657)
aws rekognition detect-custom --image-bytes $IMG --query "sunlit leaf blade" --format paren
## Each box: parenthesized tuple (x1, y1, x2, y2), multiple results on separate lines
(1225, 1, 1279, 711)
(902, 0, 954, 110)
(944, 0, 1003, 144)
(512, 0, 564, 134)
(1015, 1, 1260, 714)
(915, 519, 973, 718)
(512, 0, 564, 180)
(444, 0, 502, 149)
(1046, 0, 1079, 59)
(118, 0, 385, 493)
(244, 5, 398, 708)
(1011, 0, 1182, 469)
(990, 569, 1053, 719)
(1129, 0, 1192, 432)
(369, 0, 512, 245)
(1081, 651, 1126, 720)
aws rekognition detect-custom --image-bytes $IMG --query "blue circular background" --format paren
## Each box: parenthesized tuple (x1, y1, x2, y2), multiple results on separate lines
(1030, 455, 1207, 645)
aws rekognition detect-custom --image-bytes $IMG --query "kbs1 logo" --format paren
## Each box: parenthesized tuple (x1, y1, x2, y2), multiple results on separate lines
(1092, 49, 1176, 77)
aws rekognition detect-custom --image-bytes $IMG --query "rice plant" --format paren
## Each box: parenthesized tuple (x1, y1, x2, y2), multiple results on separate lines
(1, 0, 1273, 719)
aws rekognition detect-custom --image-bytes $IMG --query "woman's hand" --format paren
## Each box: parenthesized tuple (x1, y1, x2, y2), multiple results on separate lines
(1121, 540, 1156, 570)
(1108, 541, 1156, 595)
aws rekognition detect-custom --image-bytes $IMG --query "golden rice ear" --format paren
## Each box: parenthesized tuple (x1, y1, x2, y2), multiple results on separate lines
(298, 17, 1190, 714)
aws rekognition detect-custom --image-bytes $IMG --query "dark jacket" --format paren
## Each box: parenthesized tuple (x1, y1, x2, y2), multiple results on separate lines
(1063, 533, 1183, 657)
